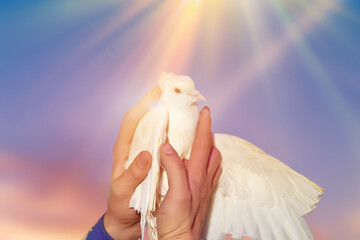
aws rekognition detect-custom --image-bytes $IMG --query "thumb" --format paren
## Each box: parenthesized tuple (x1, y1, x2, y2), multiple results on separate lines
(117, 151, 152, 196)
(160, 143, 189, 199)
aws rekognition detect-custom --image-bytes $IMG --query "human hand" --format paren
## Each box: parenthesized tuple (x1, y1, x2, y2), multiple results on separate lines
(104, 88, 161, 240)
(156, 107, 222, 240)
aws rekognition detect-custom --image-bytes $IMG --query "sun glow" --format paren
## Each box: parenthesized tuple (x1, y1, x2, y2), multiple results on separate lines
(181, 0, 203, 8)
(66, 0, 339, 95)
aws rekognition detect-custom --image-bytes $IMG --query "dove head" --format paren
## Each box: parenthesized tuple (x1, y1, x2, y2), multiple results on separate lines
(158, 73, 206, 105)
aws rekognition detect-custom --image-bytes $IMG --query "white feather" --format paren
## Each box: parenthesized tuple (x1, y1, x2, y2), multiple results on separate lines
(125, 102, 168, 239)
(202, 133, 324, 240)
(124, 74, 324, 240)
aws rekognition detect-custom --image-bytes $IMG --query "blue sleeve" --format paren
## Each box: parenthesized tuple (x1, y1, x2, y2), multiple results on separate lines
(83, 214, 115, 240)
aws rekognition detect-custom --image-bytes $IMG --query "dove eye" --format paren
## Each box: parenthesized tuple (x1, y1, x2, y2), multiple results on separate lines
(174, 88, 181, 94)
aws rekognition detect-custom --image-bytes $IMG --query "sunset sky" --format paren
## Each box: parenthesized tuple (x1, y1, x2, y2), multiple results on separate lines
(1, 0, 359, 239)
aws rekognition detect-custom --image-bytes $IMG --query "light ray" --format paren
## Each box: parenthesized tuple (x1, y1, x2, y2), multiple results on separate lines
(268, 0, 360, 161)
(212, 0, 339, 114)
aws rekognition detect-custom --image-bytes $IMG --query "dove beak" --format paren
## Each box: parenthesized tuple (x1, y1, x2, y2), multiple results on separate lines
(189, 90, 206, 102)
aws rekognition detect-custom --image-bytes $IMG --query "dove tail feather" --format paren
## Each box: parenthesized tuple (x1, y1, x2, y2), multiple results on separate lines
(126, 103, 168, 239)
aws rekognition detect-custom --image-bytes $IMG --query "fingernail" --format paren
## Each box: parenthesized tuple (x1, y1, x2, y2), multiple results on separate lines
(203, 106, 210, 113)
(138, 152, 149, 168)
(162, 143, 174, 155)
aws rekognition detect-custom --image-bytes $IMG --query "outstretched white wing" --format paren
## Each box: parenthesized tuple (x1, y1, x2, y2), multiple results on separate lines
(125, 102, 169, 239)
(203, 133, 324, 240)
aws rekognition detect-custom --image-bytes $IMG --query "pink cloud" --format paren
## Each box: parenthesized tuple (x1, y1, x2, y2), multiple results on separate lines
(0, 150, 108, 239)
(343, 204, 360, 239)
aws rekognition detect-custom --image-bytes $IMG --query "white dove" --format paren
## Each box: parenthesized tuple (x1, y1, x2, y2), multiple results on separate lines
(125, 73, 324, 240)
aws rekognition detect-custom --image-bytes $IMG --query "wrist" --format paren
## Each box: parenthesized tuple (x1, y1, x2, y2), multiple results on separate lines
(103, 211, 140, 240)
(103, 212, 121, 238)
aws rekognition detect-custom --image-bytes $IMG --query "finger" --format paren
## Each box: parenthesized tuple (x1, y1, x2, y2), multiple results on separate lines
(118, 87, 161, 146)
(187, 106, 212, 178)
(160, 143, 190, 202)
(113, 87, 161, 170)
(212, 165, 223, 187)
(113, 151, 152, 198)
(206, 146, 221, 179)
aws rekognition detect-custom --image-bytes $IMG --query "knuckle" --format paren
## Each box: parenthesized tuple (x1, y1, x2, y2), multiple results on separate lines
(127, 165, 140, 182)
(213, 147, 220, 157)
(123, 109, 136, 122)
(212, 147, 221, 161)
(175, 159, 187, 171)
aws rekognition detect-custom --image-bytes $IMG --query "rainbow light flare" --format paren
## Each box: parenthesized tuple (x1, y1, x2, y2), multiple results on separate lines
(0, 0, 359, 239)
